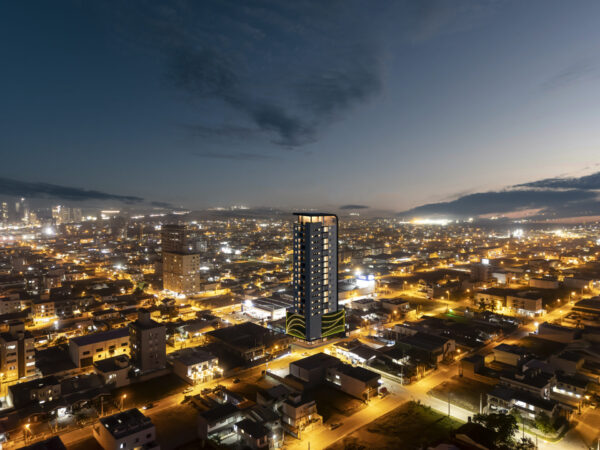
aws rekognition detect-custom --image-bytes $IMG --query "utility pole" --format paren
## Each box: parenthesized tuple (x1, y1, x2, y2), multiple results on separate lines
(479, 393, 482, 414)
(448, 393, 451, 417)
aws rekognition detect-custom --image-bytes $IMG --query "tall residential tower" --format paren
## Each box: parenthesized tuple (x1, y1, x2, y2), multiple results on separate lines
(286, 213, 345, 341)
(161, 224, 204, 295)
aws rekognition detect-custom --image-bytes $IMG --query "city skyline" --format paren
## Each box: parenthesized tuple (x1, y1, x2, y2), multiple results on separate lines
(3, 1, 600, 217)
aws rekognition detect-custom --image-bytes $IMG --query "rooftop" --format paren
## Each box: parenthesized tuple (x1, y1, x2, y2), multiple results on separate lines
(70, 328, 129, 347)
(290, 352, 340, 371)
(99, 408, 154, 439)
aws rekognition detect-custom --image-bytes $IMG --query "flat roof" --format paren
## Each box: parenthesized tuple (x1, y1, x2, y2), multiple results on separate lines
(171, 347, 217, 366)
(290, 352, 339, 371)
(99, 408, 154, 439)
(70, 328, 129, 347)
(334, 363, 380, 382)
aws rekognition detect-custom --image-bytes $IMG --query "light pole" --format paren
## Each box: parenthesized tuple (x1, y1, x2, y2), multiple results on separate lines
(121, 394, 127, 411)
(24, 423, 31, 442)
(446, 291, 450, 313)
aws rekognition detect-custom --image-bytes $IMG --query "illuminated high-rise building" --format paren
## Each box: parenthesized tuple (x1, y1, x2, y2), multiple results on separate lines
(0, 202, 8, 225)
(161, 224, 203, 295)
(286, 213, 345, 341)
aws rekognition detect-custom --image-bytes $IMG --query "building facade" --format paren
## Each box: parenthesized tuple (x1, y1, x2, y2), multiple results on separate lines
(129, 309, 166, 373)
(162, 224, 203, 295)
(286, 213, 345, 341)
(0, 321, 36, 387)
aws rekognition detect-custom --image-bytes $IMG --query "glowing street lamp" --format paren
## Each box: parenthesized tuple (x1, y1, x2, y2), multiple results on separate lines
(121, 394, 127, 410)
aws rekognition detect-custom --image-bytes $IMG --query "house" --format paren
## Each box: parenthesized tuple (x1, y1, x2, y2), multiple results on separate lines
(197, 403, 242, 441)
(235, 418, 269, 449)
(170, 347, 221, 384)
(552, 373, 591, 400)
(288, 353, 340, 387)
(206, 322, 291, 362)
(325, 363, 380, 401)
(486, 386, 558, 421)
(281, 394, 322, 437)
(396, 332, 456, 364)
(257, 385, 291, 412)
(93, 355, 130, 388)
(8, 375, 61, 409)
(499, 368, 555, 399)
(93, 408, 159, 450)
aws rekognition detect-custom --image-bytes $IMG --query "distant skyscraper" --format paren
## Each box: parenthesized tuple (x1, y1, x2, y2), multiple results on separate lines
(0, 202, 8, 225)
(161, 224, 203, 294)
(286, 213, 345, 341)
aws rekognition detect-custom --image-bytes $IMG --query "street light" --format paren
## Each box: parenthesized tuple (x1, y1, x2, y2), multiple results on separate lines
(121, 394, 127, 410)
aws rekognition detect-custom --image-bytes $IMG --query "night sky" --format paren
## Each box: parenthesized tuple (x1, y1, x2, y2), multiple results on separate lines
(2, 0, 600, 216)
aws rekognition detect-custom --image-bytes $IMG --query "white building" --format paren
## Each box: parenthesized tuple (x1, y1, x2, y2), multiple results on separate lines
(93, 408, 159, 450)
(170, 347, 221, 384)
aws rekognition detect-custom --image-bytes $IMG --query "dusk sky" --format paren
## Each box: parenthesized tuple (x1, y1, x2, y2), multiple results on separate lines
(2, 0, 600, 215)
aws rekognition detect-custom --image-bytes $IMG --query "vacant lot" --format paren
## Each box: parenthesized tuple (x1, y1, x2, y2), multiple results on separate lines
(327, 401, 462, 450)
(429, 376, 491, 412)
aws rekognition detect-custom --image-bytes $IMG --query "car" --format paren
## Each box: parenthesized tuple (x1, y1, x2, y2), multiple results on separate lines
(142, 403, 154, 410)
(330, 423, 343, 430)
(183, 387, 193, 394)
(201, 388, 212, 395)
(233, 378, 241, 384)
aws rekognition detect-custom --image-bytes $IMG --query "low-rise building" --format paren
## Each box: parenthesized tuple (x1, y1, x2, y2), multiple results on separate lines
(93, 355, 130, 388)
(289, 353, 340, 387)
(493, 344, 530, 367)
(325, 363, 380, 401)
(197, 403, 242, 442)
(69, 328, 130, 368)
(170, 347, 221, 384)
(537, 322, 582, 343)
(93, 408, 159, 450)
(281, 394, 322, 437)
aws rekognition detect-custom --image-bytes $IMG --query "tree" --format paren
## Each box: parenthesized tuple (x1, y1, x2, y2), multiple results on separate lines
(473, 412, 518, 449)
(535, 412, 556, 434)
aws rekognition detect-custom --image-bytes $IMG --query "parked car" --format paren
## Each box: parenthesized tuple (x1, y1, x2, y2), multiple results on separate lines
(142, 403, 154, 410)
(233, 378, 241, 384)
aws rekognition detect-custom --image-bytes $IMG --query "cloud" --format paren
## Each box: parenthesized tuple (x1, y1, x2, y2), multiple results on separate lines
(517, 171, 600, 190)
(113, 1, 458, 148)
(192, 151, 279, 161)
(541, 58, 600, 91)
(400, 170, 600, 219)
(339, 204, 370, 210)
(0, 177, 143, 203)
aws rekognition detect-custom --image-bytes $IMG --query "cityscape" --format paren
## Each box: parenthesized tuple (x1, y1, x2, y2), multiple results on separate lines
(3, 1, 600, 450)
